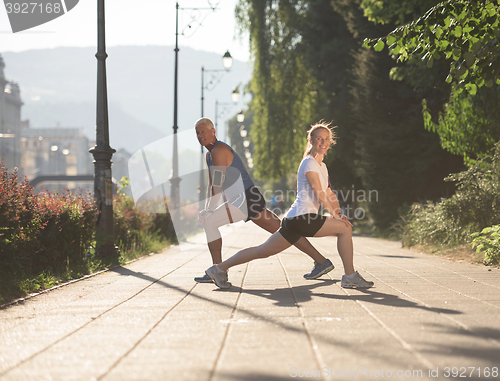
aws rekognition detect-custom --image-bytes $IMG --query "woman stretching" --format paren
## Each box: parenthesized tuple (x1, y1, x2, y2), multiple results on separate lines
(206, 121, 373, 289)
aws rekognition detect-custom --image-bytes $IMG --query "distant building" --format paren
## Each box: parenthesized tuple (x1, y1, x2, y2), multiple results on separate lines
(1, 53, 131, 193)
(0, 54, 23, 170)
(21, 121, 93, 181)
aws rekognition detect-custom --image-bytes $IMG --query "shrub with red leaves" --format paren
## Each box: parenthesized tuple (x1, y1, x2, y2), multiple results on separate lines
(0, 162, 96, 296)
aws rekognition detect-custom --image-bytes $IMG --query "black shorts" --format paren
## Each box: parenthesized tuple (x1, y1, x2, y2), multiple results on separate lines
(278, 213, 327, 245)
(245, 186, 266, 222)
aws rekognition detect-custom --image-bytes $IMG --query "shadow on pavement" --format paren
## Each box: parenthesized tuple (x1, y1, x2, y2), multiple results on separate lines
(422, 323, 500, 362)
(108, 266, 319, 337)
(216, 280, 336, 307)
(217, 281, 460, 315)
(108, 265, 468, 366)
(110, 266, 461, 315)
(318, 288, 462, 315)
(374, 254, 416, 259)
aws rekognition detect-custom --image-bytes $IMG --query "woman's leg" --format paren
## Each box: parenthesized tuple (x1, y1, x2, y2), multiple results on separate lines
(314, 217, 354, 275)
(201, 203, 246, 264)
(251, 209, 327, 263)
(217, 232, 291, 271)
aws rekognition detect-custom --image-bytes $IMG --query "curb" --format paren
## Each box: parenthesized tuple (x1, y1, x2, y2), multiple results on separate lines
(0, 252, 159, 310)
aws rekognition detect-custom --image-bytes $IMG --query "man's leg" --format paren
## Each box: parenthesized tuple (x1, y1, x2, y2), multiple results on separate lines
(195, 203, 246, 283)
(207, 238, 223, 264)
(202, 204, 246, 264)
(250, 209, 328, 264)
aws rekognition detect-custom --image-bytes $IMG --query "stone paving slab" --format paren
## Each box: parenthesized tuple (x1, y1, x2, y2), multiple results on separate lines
(1, 222, 500, 381)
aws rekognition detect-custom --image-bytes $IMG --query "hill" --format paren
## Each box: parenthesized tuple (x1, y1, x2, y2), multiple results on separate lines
(2, 46, 252, 154)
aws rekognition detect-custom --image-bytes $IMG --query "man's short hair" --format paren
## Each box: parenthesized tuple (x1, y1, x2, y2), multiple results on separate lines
(194, 117, 214, 130)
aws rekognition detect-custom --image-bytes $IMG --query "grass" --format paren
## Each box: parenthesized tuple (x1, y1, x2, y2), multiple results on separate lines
(405, 243, 485, 265)
(353, 218, 491, 266)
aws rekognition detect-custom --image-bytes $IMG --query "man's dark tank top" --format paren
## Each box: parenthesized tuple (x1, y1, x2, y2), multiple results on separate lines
(206, 141, 254, 193)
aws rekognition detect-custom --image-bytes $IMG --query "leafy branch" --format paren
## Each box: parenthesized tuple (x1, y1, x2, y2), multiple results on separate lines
(363, 0, 500, 94)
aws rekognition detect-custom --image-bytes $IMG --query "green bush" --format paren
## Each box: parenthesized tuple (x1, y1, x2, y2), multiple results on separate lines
(0, 163, 96, 302)
(0, 170, 196, 305)
(404, 142, 500, 247)
(113, 188, 171, 257)
(113, 177, 201, 258)
(471, 225, 500, 266)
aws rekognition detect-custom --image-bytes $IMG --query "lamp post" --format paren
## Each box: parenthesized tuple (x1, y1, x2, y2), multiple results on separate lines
(173, 1, 221, 207)
(214, 97, 239, 147)
(171, 2, 181, 211)
(239, 117, 254, 169)
(198, 51, 233, 202)
(214, 98, 239, 132)
(89, 0, 118, 260)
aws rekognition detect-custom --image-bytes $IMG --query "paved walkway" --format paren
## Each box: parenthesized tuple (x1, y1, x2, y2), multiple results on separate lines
(1, 222, 500, 381)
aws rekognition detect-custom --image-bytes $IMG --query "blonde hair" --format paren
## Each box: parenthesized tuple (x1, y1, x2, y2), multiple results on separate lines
(194, 117, 214, 130)
(303, 120, 337, 158)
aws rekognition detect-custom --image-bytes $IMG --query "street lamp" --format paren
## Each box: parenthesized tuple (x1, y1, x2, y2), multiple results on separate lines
(237, 110, 245, 123)
(201, 51, 233, 118)
(239, 125, 247, 138)
(214, 98, 239, 149)
(173, 1, 222, 209)
(222, 51, 233, 69)
(239, 119, 252, 168)
(231, 87, 240, 103)
(214, 99, 238, 130)
(89, 0, 118, 260)
(198, 51, 233, 202)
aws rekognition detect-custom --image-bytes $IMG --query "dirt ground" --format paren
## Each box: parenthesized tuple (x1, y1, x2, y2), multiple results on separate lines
(406, 243, 487, 266)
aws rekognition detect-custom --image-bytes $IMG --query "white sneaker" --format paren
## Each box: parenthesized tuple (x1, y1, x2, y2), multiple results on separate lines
(341, 271, 374, 288)
(205, 265, 232, 289)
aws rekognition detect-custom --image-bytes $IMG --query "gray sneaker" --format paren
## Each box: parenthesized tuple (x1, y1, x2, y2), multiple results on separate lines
(341, 271, 374, 288)
(194, 273, 214, 283)
(205, 264, 232, 289)
(304, 259, 334, 279)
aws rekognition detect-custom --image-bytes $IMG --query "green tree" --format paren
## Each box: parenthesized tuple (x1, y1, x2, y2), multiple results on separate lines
(423, 85, 500, 165)
(350, 46, 462, 229)
(332, 0, 462, 229)
(236, 0, 319, 181)
(236, 0, 464, 230)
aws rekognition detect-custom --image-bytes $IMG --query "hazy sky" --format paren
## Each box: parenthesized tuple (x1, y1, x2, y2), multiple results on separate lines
(0, 0, 250, 62)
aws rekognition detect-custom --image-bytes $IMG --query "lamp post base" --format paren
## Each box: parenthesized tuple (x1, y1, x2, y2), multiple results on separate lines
(95, 243, 120, 262)
(90, 146, 119, 262)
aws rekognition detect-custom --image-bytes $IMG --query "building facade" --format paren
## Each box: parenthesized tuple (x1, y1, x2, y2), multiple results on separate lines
(0, 53, 130, 193)
(21, 123, 93, 180)
(0, 54, 23, 170)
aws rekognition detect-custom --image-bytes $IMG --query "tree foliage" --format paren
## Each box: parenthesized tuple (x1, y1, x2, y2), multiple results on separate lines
(406, 141, 500, 247)
(363, 0, 500, 164)
(423, 85, 500, 165)
(235, 0, 465, 230)
(236, 0, 319, 180)
(360, 0, 440, 26)
(350, 45, 461, 229)
(363, 0, 500, 94)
